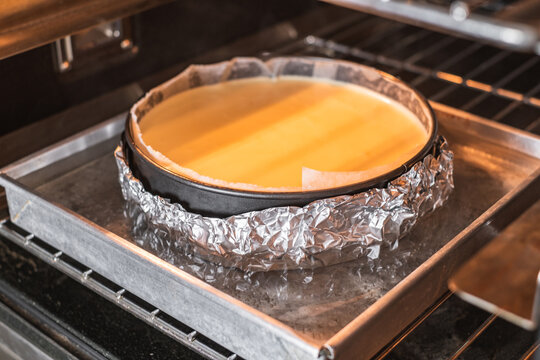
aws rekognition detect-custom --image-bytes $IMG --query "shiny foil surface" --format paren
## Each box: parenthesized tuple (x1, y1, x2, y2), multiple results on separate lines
(115, 136, 453, 271)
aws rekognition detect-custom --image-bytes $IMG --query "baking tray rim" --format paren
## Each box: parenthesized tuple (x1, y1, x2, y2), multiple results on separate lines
(1, 103, 539, 360)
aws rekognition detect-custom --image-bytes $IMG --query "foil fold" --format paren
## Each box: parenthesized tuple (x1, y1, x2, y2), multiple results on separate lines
(115, 137, 453, 271)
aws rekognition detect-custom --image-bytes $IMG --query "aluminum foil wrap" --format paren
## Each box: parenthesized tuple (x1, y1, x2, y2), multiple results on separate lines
(115, 137, 453, 271)
(116, 57, 454, 271)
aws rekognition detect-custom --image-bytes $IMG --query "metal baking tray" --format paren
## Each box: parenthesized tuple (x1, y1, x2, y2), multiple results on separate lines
(0, 103, 539, 360)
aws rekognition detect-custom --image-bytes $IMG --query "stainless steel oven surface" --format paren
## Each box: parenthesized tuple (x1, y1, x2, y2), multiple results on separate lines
(0, 1, 539, 360)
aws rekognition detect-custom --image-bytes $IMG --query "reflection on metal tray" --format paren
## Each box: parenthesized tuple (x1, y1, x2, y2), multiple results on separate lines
(0, 103, 539, 360)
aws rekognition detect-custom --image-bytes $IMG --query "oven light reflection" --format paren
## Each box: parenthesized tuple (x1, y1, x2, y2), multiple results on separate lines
(436, 72, 463, 84)
(465, 80, 492, 92)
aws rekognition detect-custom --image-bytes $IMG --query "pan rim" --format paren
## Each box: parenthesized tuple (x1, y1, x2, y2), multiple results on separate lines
(125, 57, 438, 201)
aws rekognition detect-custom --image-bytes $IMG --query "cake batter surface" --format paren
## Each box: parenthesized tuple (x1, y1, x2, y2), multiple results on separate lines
(133, 76, 429, 191)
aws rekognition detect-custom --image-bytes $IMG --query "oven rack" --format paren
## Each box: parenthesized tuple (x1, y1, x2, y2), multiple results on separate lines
(270, 11, 540, 135)
(1, 217, 538, 359)
(372, 296, 539, 360)
(0, 217, 240, 360)
(320, 0, 540, 55)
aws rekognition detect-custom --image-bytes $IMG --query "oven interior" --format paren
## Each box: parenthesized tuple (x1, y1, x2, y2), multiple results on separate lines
(0, 1, 539, 359)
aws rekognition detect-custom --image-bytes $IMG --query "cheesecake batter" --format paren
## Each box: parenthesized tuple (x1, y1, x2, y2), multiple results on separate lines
(133, 76, 429, 191)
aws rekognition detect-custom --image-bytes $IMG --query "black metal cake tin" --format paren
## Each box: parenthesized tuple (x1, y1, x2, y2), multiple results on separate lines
(122, 57, 438, 217)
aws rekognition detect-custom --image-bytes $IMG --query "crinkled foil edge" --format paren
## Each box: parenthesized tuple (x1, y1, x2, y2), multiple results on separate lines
(115, 136, 454, 272)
